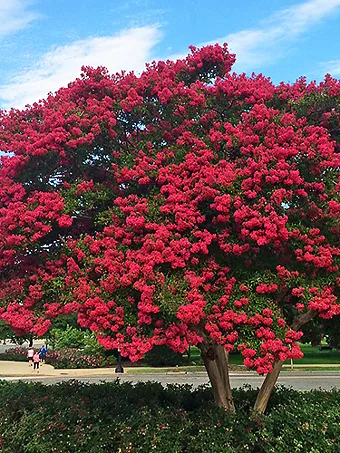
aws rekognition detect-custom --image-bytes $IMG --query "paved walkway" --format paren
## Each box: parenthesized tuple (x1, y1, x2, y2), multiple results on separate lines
(0, 361, 119, 377)
(1, 360, 340, 378)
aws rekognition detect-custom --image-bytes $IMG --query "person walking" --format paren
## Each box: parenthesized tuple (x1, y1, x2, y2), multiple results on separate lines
(27, 347, 34, 366)
(39, 345, 47, 365)
(33, 351, 40, 373)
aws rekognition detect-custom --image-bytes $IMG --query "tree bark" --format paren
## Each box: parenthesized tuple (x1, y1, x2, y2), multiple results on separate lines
(290, 310, 317, 331)
(253, 360, 283, 414)
(215, 345, 235, 412)
(253, 309, 317, 414)
(199, 340, 235, 412)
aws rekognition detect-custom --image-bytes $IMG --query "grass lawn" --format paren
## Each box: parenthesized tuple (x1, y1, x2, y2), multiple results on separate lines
(127, 365, 206, 374)
(186, 344, 340, 366)
(286, 344, 340, 364)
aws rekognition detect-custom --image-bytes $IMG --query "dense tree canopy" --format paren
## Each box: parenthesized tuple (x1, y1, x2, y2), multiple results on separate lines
(0, 44, 339, 411)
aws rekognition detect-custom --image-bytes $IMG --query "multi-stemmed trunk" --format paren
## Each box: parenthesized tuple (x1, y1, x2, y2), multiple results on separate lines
(200, 309, 316, 415)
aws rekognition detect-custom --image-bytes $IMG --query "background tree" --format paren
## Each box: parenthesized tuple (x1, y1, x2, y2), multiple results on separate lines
(0, 44, 339, 413)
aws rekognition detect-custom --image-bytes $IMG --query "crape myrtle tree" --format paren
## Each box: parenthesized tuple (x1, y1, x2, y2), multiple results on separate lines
(0, 44, 339, 413)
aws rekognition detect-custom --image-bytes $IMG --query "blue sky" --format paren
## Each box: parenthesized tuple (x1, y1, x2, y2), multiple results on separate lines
(0, 0, 340, 109)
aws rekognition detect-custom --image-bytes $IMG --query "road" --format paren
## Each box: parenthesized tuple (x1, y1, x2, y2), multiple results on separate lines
(2, 370, 340, 391)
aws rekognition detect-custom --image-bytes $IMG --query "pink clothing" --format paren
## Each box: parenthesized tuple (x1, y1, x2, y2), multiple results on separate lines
(33, 353, 40, 363)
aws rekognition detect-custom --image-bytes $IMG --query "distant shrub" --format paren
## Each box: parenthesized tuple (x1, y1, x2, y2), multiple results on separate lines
(49, 326, 86, 349)
(144, 345, 183, 367)
(48, 326, 105, 354)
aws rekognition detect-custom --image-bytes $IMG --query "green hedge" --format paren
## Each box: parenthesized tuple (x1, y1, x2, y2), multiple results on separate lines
(0, 381, 339, 452)
(0, 347, 116, 369)
(0, 347, 27, 362)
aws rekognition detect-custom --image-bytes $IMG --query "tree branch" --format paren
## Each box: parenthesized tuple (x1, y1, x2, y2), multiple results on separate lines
(291, 309, 316, 331)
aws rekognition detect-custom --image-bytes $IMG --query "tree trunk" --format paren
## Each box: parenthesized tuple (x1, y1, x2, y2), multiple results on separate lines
(253, 309, 317, 414)
(215, 345, 235, 412)
(200, 340, 235, 412)
(253, 360, 283, 414)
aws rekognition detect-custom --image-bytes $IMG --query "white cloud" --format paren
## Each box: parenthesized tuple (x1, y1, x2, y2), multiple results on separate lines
(1, 0, 340, 109)
(206, 0, 340, 71)
(321, 60, 340, 76)
(0, 26, 161, 109)
(272, 0, 340, 35)
(0, 0, 39, 37)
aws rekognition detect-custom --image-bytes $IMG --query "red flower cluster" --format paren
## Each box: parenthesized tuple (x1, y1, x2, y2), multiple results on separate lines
(0, 44, 339, 374)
